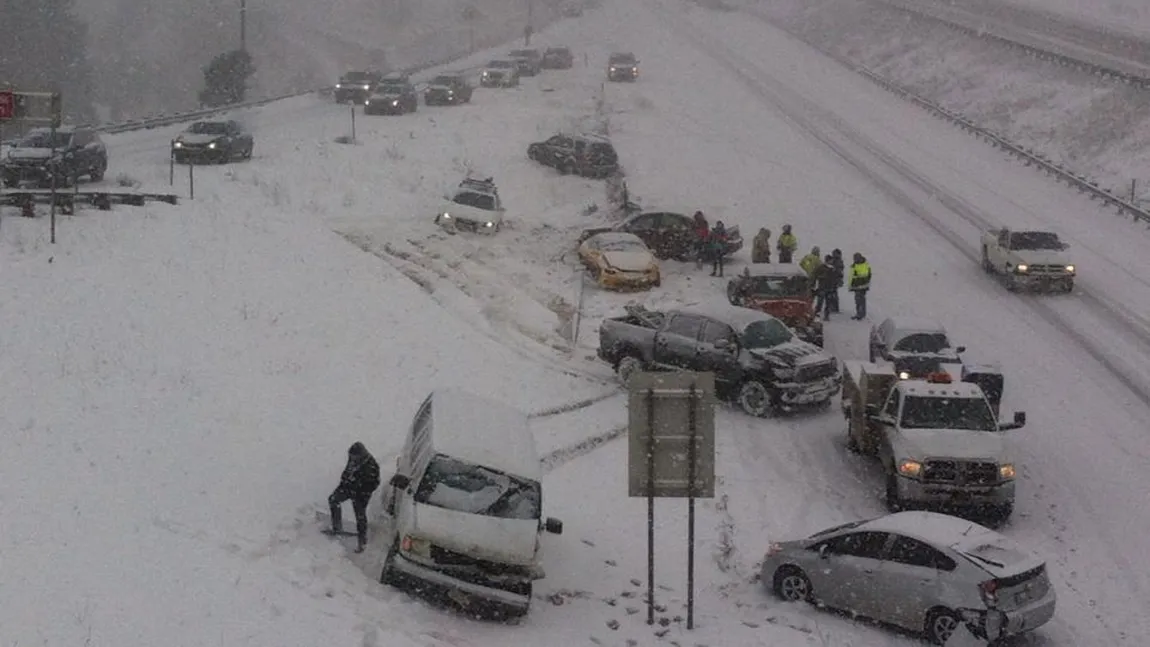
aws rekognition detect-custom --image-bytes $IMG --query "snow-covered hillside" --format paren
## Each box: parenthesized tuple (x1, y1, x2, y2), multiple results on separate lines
(756, 0, 1150, 203)
(1004, 0, 1150, 35)
(5, 0, 1150, 644)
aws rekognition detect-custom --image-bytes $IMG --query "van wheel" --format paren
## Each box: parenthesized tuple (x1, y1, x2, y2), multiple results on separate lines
(924, 607, 962, 645)
(380, 541, 401, 586)
(615, 355, 644, 383)
(738, 380, 776, 417)
(772, 566, 812, 602)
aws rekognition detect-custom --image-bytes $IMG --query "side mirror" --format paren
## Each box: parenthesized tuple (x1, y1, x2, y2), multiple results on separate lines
(955, 346, 966, 354)
(544, 517, 563, 534)
(389, 474, 411, 490)
(999, 411, 1026, 430)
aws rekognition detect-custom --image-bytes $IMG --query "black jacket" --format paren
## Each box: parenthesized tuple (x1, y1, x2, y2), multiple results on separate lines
(340, 448, 381, 496)
(830, 255, 845, 288)
(812, 264, 836, 294)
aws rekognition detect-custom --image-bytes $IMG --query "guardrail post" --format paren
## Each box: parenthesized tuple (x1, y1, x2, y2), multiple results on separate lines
(188, 162, 194, 200)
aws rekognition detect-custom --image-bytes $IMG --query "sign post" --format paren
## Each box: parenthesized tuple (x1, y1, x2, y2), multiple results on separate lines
(1, 91, 64, 241)
(627, 371, 715, 630)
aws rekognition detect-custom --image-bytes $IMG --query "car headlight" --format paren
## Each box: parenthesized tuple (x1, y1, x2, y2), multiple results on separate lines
(391, 100, 399, 106)
(1014, 263, 1028, 273)
(440, 212, 451, 219)
(173, 141, 183, 148)
(482, 71, 490, 76)
(1065, 264, 1075, 273)
(610, 66, 617, 72)
(336, 83, 343, 89)
(766, 542, 784, 557)
(898, 371, 910, 380)
(999, 463, 1016, 480)
(897, 459, 923, 478)
(400, 535, 431, 558)
(446, 90, 454, 95)
(362, 84, 370, 90)
(208, 142, 216, 149)
(484, 221, 495, 228)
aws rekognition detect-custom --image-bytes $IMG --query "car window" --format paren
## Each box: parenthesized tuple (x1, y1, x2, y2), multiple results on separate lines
(893, 332, 950, 353)
(629, 214, 659, 230)
(887, 535, 957, 571)
(452, 191, 496, 211)
(664, 314, 703, 339)
(659, 213, 691, 229)
(701, 321, 735, 346)
(740, 319, 794, 349)
(822, 531, 889, 559)
(883, 390, 901, 418)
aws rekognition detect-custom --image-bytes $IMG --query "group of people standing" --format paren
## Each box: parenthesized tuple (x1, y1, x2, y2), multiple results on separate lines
(692, 211, 732, 277)
(751, 225, 872, 321)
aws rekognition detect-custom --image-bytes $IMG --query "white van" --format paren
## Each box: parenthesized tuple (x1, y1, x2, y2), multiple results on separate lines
(379, 389, 564, 616)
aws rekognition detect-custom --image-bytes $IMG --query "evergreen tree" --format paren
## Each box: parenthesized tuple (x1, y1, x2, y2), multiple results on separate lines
(0, 0, 95, 122)
(198, 49, 255, 108)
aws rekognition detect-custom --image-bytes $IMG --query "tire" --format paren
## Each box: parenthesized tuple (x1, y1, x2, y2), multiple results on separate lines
(726, 282, 740, 305)
(89, 162, 106, 182)
(868, 345, 876, 363)
(615, 354, 644, 383)
(738, 380, 776, 417)
(885, 469, 903, 512)
(379, 542, 401, 586)
(1062, 279, 1074, 293)
(772, 566, 813, 603)
(924, 608, 962, 645)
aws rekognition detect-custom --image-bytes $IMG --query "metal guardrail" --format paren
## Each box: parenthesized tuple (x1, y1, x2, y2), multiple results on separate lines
(875, 0, 1150, 90)
(840, 55, 1150, 225)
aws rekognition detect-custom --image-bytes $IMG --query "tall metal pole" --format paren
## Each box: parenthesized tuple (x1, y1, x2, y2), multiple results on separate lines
(49, 122, 57, 244)
(240, 0, 247, 51)
(686, 383, 697, 630)
(646, 387, 656, 626)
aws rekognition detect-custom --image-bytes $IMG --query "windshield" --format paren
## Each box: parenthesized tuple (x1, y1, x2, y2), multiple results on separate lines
(187, 122, 228, 135)
(453, 191, 496, 210)
(743, 275, 809, 298)
(414, 455, 541, 520)
(1009, 231, 1063, 250)
(599, 238, 645, 252)
(342, 72, 372, 81)
(547, 48, 570, 55)
(510, 50, 535, 57)
(893, 332, 950, 353)
(17, 130, 71, 148)
(741, 319, 794, 349)
(810, 519, 867, 538)
(610, 56, 636, 64)
(900, 395, 997, 431)
(488, 60, 514, 68)
(376, 82, 407, 94)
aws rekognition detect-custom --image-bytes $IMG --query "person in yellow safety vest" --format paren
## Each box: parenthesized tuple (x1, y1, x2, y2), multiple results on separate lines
(799, 246, 822, 276)
(849, 252, 872, 320)
(776, 224, 797, 263)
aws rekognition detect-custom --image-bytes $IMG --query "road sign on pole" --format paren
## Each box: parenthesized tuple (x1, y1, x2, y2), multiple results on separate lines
(626, 370, 715, 631)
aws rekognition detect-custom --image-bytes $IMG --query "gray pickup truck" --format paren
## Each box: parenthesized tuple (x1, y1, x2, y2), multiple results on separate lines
(597, 304, 841, 417)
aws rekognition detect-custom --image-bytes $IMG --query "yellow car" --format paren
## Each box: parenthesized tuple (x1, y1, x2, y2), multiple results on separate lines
(577, 231, 661, 290)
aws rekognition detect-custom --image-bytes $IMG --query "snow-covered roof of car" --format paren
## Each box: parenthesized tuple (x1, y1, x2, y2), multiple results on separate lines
(899, 379, 984, 399)
(426, 389, 542, 481)
(881, 316, 947, 336)
(861, 511, 997, 548)
(676, 304, 780, 331)
(739, 263, 808, 278)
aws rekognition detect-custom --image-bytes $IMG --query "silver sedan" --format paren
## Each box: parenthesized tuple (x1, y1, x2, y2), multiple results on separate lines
(761, 511, 1055, 645)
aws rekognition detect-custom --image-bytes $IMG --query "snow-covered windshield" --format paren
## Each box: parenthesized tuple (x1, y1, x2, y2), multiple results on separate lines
(599, 238, 646, 252)
(610, 55, 636, 64)
(187, 122, 228, 135)
(741, 319, 794, 349)
(342, 72, 373, 82)
(487, 60, 515, 69)
(900, 395, 997, 432)
(375, 83, 407, 94)
(452, 191, 496, 211)
(893, 332, 950, 354)
(743, 274, 809, 298)
(1009, 231, 1063, 251)
(414, 455, 541, 520)
(17, 130, 71, 148)
(431, 76, 457, 85)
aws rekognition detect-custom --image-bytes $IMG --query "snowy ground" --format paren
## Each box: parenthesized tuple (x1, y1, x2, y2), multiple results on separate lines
(4, 0, 1150, 644)
(756, 0, 1150, 204)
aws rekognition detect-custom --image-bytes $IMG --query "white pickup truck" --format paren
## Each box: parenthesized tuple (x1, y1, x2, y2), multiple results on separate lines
(842, 363, 1026, 520)
(980, 227, 1074, 292)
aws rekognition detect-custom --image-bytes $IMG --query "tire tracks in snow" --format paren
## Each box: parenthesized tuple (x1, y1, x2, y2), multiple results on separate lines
(644, 4, 1136, 642)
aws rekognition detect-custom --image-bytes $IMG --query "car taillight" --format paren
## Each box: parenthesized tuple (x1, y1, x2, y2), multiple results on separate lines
(766, 542, 783, 557)
(979, 579, 999, 605)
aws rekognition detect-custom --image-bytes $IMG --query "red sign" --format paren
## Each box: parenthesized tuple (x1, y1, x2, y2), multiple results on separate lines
(0, 91, 14, 119)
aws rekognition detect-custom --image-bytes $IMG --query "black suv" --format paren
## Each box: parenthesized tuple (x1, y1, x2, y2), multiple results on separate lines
(335, 70, 383, 103)
(424, 73, 474, 105)
(527, 132, 619, 178)
(607, 52, 639, 82)
(365, 79, 419, 115)
(171, 120, 254, 164)
(1, 125, 107, 187)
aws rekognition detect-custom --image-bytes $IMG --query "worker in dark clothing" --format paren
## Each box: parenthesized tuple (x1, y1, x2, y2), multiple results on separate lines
(849, 252, 872, 320)
(829, 249, 845, 314)
(328, 442, 381, 552)
(692, 211, 709, 269)
(812, 254, 837, 319)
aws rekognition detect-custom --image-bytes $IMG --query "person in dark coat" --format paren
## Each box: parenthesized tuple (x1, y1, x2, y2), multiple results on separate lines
(829, 249, 845, 314)
(812, 254, 837, 318)
(328, 442, 381, 552)
(708, 221, 729, 277)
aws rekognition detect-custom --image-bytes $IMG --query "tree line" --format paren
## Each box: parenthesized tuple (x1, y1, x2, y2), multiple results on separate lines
(0, 0, 255, 125)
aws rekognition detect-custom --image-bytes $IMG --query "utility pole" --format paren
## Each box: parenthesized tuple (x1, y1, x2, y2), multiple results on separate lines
(240, 0, 247, 51)
(525, 0, 533, 45)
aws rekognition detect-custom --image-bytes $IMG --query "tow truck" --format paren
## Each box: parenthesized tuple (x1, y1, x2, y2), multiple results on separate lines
(841, 365, 1025, 520)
